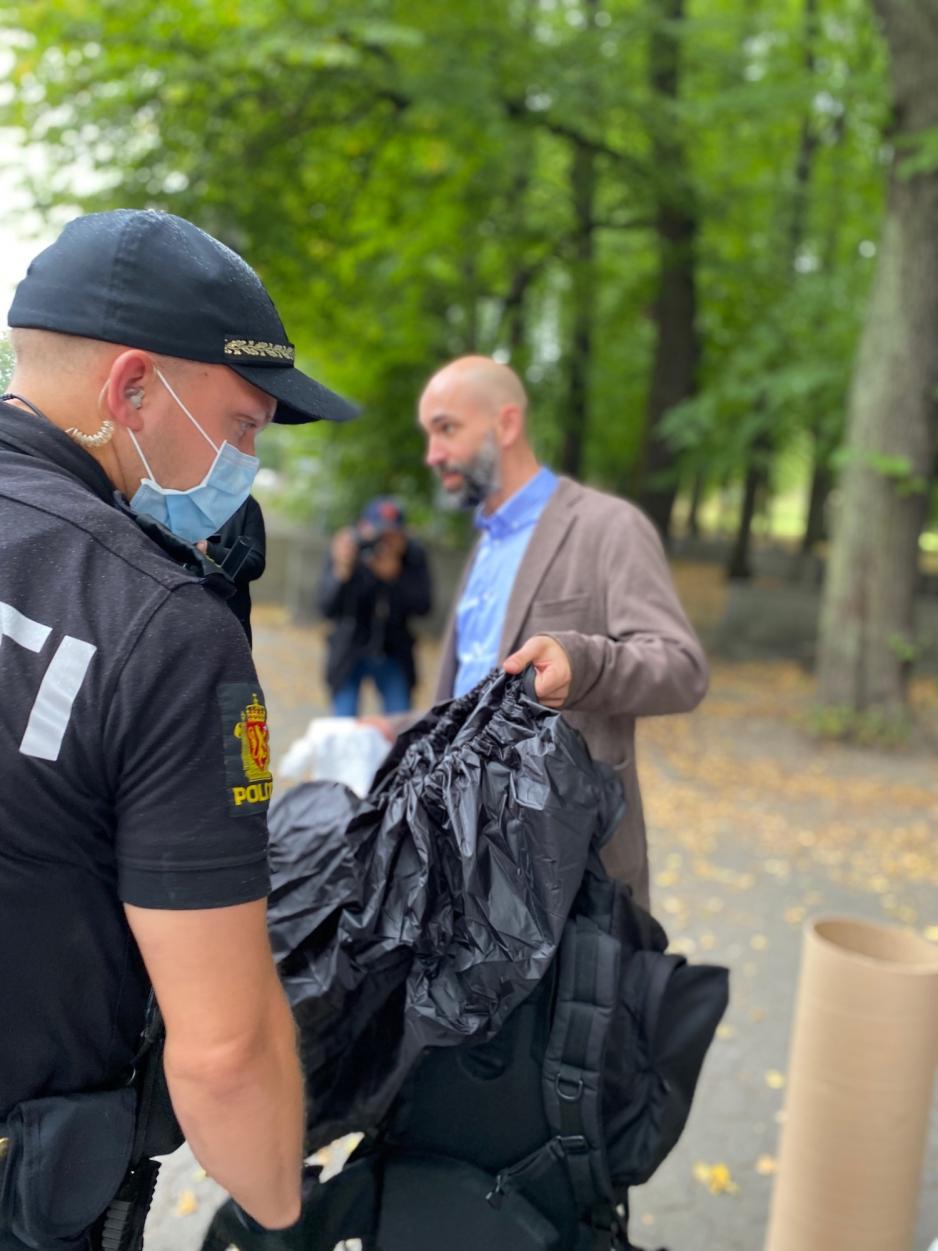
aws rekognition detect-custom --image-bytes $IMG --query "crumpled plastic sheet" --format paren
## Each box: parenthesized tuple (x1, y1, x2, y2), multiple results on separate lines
(267, 668, 625, 1150)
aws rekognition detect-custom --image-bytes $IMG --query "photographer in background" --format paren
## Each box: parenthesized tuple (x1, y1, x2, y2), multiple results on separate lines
(317, 498, 432, 715)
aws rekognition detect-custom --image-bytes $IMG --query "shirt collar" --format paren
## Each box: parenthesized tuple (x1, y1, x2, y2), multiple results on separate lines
(475, 466, 558, 540)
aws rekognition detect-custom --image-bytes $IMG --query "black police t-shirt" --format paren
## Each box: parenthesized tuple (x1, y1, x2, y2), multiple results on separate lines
(0, 405, 272, 1116)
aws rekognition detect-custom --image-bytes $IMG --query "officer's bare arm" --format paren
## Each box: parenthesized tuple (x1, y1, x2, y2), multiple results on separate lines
(124, 900, 304, 1230)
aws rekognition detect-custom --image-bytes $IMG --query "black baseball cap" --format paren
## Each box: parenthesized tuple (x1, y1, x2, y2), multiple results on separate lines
(7, 208, 358, 425)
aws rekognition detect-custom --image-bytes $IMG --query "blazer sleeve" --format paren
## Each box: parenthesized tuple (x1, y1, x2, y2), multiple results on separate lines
(543, 505, 709, 717)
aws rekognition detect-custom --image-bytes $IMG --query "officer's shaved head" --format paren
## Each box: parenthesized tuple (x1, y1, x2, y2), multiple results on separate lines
(9, 328, 116, 377)
(420, 355, 528, 422)
(9, 328, 200, 385)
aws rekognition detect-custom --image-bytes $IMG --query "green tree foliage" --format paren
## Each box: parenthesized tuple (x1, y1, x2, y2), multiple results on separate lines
(0, 335, 13, 391)
(0, 0, 891, 534)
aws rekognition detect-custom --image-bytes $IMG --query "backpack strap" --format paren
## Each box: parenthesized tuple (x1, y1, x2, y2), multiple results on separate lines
(542, 915, 621, 1218)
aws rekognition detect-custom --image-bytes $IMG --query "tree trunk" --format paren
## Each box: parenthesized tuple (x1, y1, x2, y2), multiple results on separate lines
(817, 0, 938, 715)
(560, 1, 598, 482)
(727, 0, 819, 579)
(501, 86, 536, 373)
(560, 143, 595, 477)
(727, 439, 768, 580)
(800, 450, 832, 555)
(636, 0, 698, 539)
(687, 468, 705, 538)
(799, 110, 846, 560)
(503, 263, 532, 368)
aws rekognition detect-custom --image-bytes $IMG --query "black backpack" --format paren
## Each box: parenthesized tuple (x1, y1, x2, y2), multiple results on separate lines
(202, 857, 728, 1251)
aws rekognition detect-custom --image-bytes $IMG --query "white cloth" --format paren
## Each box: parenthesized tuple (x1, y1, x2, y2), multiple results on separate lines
(278, 717, 389, 796)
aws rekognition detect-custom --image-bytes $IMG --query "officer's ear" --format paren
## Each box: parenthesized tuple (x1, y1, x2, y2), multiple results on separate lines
(103, 351, 155, 430)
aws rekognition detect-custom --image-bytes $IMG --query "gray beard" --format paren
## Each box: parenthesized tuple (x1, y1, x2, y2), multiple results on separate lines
(438, 433, 501, 511)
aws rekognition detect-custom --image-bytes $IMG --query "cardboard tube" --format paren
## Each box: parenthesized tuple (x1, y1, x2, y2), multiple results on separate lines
(765, 917, 938, 1251)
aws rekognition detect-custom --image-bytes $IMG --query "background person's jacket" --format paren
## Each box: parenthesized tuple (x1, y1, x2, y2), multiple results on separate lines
(317, 539, 432, 694)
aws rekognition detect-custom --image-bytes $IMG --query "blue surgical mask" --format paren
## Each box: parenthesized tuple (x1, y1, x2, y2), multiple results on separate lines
(128, 368, 259, 543)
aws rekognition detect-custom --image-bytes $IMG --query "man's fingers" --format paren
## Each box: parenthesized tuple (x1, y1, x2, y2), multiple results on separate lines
(503, 642, 538, 674)
(502, 635, 572, 706)
(502, 652, 527, 674)
(503, 634, 554, 674)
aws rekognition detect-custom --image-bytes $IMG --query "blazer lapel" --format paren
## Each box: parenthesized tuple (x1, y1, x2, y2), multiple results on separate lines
(498, 477, 579, 658)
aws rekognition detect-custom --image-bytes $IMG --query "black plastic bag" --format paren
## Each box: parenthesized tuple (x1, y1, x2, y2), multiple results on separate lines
(267, 669, 624, 1150)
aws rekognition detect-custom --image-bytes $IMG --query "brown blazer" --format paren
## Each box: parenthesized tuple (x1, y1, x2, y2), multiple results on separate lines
(434, 476, 708, 909)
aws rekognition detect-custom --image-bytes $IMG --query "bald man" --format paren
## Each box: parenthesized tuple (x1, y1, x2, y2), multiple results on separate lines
(411, 355, 707, 908)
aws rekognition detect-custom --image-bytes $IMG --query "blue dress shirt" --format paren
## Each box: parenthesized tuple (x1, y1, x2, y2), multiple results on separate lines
(453, 467, 559, 697)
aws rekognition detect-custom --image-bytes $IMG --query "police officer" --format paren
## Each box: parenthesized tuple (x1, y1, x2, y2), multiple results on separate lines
(0, 209, 356, 1248)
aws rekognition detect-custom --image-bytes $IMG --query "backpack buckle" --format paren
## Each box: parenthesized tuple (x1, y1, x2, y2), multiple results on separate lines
(559, 1134, 589, 1155)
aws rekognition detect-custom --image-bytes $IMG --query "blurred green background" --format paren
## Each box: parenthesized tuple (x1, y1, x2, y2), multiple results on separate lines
(0, 0, 936, 728)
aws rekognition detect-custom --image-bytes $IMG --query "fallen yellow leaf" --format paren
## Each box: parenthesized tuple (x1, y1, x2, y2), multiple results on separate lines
(716, 1023, 736, 1040)
(175, 1190, 198, 1217)
(755, 1155, 777, 1176)
(693, 1162, 739, 1195)
(924, 926, 938, 943)
(765, 1070, 786, 1090)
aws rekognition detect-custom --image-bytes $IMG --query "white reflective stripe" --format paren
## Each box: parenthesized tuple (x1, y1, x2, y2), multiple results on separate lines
(0, 600, 51, 653)
(19, 635, 96, 761)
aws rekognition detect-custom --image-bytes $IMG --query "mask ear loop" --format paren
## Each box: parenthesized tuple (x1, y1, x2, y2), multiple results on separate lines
(127, 427, 157, 480)
(154, 367, 220, 452)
